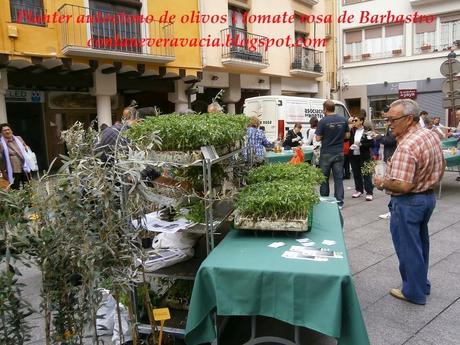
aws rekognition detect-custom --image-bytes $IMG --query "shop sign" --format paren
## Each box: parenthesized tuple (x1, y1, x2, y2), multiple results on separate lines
(6, 90, 44, 103)
(398, 89, 417, 99)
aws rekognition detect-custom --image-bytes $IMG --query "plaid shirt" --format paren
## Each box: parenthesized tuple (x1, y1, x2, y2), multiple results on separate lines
(244, 127, 273, 159)
(385, 123, 444, 195)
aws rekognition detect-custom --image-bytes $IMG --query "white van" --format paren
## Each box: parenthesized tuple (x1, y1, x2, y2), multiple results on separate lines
(243, 96, 350, 142)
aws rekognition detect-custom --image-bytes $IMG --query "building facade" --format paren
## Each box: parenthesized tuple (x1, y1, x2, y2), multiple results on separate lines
(336, 0, 460, 127)
(0, 0, 203, 169)
(195, 0, 335, 114)
(0, 0, 336, 169)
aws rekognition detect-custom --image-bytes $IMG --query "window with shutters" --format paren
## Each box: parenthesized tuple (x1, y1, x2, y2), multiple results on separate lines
(344, 25, 405, 62)
(10, 0, 45, 26)
(414, 20, 436, 53)
(440, 13, 460, 49)
(344, 30, 362, 61)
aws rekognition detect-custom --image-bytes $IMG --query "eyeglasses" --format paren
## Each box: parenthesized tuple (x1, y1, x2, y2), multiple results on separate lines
(384, 115, 410, 124)
(352, 119, 358, 122)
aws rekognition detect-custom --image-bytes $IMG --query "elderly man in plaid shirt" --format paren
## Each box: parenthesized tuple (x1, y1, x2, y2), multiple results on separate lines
(374, 99, 445, 305)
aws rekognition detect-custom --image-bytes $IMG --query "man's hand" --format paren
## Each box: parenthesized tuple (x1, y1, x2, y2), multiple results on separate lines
(373, 176, 384, 191)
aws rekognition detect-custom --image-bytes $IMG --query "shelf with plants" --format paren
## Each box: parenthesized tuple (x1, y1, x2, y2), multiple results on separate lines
(127, 113, 252, 340)
(234, 163, 324, 232)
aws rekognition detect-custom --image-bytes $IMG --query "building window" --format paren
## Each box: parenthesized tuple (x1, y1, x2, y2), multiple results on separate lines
(345, 24, 404, 62)
(440, 13, 460, 49)
(414, 20, 436, 53)
(384, 24, 404, 54)
(10, 0, 45, 26)
(369, 95, 398, 130)
(89, 0, 142, 53)
(344, 30, 362, 61)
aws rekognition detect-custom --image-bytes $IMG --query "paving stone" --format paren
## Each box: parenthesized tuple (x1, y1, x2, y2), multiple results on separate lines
(363, 310, 413, 345)
(347, 247, 387, 274)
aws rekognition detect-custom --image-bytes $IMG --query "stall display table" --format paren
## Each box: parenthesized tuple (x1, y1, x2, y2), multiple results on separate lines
(265, 146, 314, 164)
(441, 137, 458, 149)
(184, 202, 370, 345)
(438, 150, 460, 198)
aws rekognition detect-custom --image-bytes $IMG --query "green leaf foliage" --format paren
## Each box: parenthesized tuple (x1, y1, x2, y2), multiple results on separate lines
(126, 113, 249, 151)
(237, 163, 324, 220)
(236, 180, 320, 220)
(247, 163, 324, 186)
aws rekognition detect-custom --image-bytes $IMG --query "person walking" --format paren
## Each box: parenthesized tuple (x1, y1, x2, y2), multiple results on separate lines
(0, 123, 31, 190)
(349, 114, 374, 201)
(373, 99, 445, 305)
(315, 100, 350, 209)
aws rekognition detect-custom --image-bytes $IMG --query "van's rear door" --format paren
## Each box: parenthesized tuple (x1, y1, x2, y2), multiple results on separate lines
(260, 99, 278, 141)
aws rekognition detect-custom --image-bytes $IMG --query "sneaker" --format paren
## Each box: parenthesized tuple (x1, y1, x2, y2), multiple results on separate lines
(352, 191, 363, 198)
(365, 194, 373, 201)
(378, 212, 391, 219)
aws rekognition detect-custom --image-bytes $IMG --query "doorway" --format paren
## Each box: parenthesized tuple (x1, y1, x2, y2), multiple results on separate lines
(6, 102, 47, 171)
(345, 98, 361, 117)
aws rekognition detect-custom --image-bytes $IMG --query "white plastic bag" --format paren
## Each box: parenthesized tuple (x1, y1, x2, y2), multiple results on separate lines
(24, 150, 38, 171)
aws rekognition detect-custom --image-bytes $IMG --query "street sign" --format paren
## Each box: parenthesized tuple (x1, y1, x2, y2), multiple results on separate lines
(442, 97, 460, 108)
(440, 59, 460, 77)
(442, 79, 460, 94)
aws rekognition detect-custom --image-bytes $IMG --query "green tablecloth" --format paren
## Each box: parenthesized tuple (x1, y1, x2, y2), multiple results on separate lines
(442, 137, 459, 149)
(445, 151, 460, 168)
(184, 202, 370, 345)
(266, 147, 314, 164)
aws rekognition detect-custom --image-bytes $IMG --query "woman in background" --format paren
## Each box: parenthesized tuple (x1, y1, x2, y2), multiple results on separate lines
(283, 123, 303, 149)
(245, 116, 273, 163)
(349, 114, 374, 201)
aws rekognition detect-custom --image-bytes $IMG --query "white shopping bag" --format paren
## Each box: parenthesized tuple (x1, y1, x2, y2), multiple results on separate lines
(24, 150, 38, 171)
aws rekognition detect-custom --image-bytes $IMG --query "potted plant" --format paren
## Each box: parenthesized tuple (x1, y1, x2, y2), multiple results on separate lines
(343, 55, 351, 62)
(361, 52, 371, 59)
(392, 49, 402, 55)
(454, 40, 460, 48)
(421, 44, 432, 52)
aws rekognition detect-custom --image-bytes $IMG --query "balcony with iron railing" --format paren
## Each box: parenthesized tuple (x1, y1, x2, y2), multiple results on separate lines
(57, 4, 175, 63)
(220, 27, 269, 69)
(10, 1, 46, 27)
(289, 47, 323, 77)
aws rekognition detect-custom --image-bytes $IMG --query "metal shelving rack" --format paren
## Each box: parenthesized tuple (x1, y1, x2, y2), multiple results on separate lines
(135, 144, 246, 339)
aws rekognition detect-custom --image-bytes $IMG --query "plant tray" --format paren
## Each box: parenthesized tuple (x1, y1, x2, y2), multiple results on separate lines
(147, 141, 242, 166)
(233, 210, 309, 232)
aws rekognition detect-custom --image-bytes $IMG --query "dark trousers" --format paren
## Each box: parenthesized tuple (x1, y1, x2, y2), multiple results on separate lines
(349, 155, 373, 195)
(343, 154, 350, 178)
(11, 172, 30, 190)
(319, 153, 344, 206)
(389, 192, 435, 304)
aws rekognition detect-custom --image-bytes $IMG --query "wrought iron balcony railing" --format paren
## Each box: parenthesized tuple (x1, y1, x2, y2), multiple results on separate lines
(58, 3, 174, 62)
(220, 27, 269, 66)
(290, 47, 323, 74)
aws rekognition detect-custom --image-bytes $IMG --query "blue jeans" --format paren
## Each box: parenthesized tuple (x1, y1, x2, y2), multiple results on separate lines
(389, 192, 436, 304)
(319, 153, 345, 206)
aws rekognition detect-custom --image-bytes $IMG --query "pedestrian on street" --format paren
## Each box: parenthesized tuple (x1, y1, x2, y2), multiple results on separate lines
(349, 114, 374, 201)
(373, 99, 445, 305)
(0, 123, 31, 190)
(315, 100, 350, 209)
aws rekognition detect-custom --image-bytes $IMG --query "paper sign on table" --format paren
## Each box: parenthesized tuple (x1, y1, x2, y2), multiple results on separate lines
(322, 240, 336, 246)
(268, 242, 286, 248)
